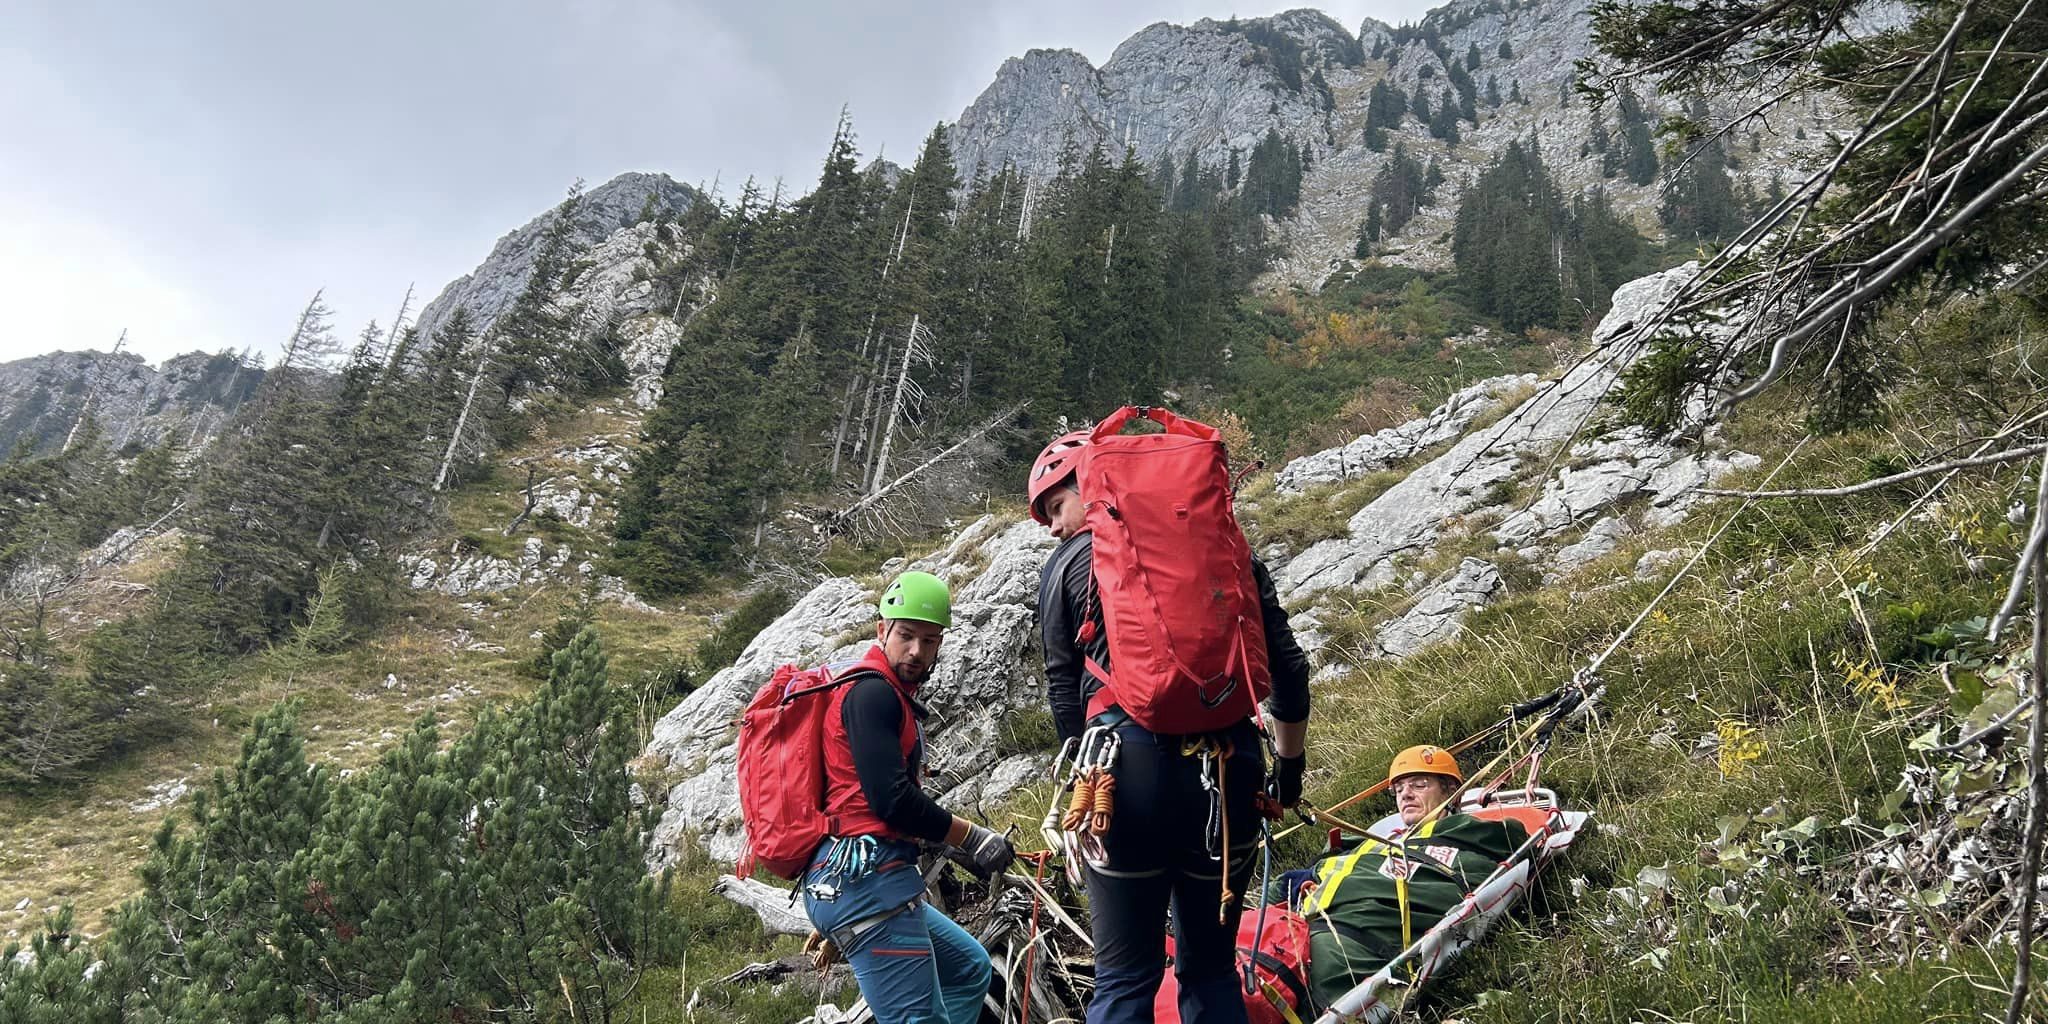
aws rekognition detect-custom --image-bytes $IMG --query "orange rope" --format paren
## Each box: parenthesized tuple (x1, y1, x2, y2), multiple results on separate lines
(1062, 767, 1117, 835)
(1062, 772, 1095, 833)
(1089, 771, 1115, 834)
(1217, 739, 1236, 922)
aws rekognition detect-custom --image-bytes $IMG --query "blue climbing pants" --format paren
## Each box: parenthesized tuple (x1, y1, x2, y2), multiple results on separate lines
(803, 837, 992, 1024)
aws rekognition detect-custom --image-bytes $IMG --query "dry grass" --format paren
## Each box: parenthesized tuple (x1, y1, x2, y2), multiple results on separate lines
(0, 405, 712, 944)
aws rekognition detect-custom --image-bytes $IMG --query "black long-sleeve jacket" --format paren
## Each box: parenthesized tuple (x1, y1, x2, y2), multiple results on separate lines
(1036, 531, 1313, 744)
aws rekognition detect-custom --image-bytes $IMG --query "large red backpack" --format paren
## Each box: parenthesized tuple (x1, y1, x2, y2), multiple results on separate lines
(1154, 906, 1314, 1024)
(1077, 406, 1270, 735)
(734, 661, 856, 881)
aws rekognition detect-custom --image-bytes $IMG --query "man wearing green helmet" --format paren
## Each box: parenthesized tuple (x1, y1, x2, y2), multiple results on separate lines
(799, 570, 1015, 1024)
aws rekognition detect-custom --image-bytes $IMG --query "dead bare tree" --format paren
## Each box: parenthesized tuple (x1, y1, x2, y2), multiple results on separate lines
(61, 329, 125, 455)
(434, 342, 493, 492)
(822, 403, 1026, 539)
(867, 314, 934, 496)
(501, 464, 554, 536)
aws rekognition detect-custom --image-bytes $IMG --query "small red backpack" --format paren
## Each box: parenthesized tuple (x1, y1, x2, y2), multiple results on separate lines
(1154, 906, 1314, 1024)
(1077, 406, 1270, 735)
(733, 661, 856, 880)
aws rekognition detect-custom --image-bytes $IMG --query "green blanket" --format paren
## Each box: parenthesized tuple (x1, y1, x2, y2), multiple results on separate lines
(1301, 812, 1531, 1008)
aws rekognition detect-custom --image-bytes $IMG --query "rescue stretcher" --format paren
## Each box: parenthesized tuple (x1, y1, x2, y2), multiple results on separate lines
(1308, 785, 1592, 1024)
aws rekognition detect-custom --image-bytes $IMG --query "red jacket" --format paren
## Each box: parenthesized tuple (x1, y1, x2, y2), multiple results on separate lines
(820, 645, 923, 840)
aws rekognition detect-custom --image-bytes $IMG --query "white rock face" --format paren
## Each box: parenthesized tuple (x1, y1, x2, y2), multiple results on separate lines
(1274, 263, 1706, 606)
(950, 12, 1349, 185)
(945, 0, 1861, 294)
(1275, 373, 1536, 493)
(1267, 264, 1764, 667)
(0, 349, 263, 453)
(644, 517, 1059, 869)
(1374, 557, 1503, 659)
(618, 318, 684, 409)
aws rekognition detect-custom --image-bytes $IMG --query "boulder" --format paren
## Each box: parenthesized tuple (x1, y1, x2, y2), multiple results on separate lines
(1373, 558, 1504, 659)
(1275, 374, 1536, 493)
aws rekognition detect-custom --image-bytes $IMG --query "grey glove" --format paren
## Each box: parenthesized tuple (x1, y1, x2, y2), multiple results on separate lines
(960, 823, 1017, 875)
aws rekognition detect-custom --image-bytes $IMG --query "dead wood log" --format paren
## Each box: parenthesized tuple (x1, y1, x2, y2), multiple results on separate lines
(713, 873, 811, 937)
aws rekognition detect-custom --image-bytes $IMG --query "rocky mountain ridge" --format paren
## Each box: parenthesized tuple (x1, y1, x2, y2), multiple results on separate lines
(0, 348, 263, 454)
(947, 0, 1865, 286)
(409, 171, 700, 346)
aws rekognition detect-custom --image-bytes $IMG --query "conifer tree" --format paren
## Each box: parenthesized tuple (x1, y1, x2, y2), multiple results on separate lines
(1659, 101, 1747, 245)
(1453, 140, 1654, 332)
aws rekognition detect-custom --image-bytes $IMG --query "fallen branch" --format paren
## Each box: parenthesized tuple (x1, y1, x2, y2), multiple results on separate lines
(823, 402, 1027, 533)
(712, 874, 811, 938)
(1698, 442, 2048, 500)
(717, 955, 807, 986)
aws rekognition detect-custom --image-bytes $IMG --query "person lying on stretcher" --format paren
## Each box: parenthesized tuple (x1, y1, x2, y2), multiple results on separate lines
(1299, 745, 1532, 1009)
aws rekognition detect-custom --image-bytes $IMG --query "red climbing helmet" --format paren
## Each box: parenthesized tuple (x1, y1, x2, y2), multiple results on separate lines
(1027, 429, 1091, 524)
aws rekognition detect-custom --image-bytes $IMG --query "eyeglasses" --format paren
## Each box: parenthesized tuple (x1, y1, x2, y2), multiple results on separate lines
(1390, 777, 1450, 796)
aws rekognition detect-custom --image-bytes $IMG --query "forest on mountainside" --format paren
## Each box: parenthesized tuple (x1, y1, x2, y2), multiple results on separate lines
(5, 0, 2046, 1018)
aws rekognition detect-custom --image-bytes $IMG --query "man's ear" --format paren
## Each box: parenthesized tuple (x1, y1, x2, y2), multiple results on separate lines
(875, 620, 890, 644)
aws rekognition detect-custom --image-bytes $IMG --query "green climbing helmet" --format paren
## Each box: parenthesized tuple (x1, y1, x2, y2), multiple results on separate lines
(879, 571, 951, 628)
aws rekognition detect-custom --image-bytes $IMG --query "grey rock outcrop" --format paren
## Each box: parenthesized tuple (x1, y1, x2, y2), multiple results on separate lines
(1267, 264, 1763, 667)
(555, 221, 711, 408)
(411, 172, 698, 345)
(1273, 263, 1706, 606)
(946, 0, 1861, 292)
(0, 349, 264, 454)
(643, 516, 1058, 869)
(1275, 373, 1535, 493)
(950, 12, 1349, 185)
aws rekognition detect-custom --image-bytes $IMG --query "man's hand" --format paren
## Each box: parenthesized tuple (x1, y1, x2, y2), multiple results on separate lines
(803, 930, 839, 970)
(960, 822, 1017, 875)
(1274, 752, 1306, 809)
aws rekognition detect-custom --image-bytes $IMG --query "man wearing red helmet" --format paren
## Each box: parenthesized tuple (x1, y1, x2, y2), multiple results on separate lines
(1029, 428, 1314, 1024)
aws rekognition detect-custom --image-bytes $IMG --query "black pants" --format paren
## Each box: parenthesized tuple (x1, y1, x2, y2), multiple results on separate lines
(1086, 718, 1263, 1024)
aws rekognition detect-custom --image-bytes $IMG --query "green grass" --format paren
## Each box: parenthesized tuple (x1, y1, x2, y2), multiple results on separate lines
(623, 843, 857, 1024)
(1279, 413, 2033, 1021)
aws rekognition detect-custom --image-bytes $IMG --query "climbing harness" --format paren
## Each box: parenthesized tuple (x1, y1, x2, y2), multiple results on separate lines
(1188, 733, 1243, 922)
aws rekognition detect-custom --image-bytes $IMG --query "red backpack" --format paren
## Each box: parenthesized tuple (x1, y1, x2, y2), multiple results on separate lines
(1154, 906, 1314, 1024)
(734, 661, 856, 881)
(1078, 406, 1270, 735)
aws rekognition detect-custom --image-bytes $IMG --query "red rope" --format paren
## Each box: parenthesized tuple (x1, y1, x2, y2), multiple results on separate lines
(1018, 850, 1055, 1024)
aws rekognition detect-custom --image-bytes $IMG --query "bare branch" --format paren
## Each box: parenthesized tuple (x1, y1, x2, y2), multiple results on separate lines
(1698, 442, 2048, 499)
(1992, 450, 2048, 642)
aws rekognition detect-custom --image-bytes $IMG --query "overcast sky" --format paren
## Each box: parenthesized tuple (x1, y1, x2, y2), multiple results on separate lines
(0, 1, 1439, 366)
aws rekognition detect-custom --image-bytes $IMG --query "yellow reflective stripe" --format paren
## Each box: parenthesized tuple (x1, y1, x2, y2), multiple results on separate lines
(1394, 819, 1437, 976)
(1305, 836, 1385, 915)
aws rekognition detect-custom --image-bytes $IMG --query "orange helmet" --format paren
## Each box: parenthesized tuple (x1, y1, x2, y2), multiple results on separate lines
(1027, 429, 1091, 525)
(1387, 744, 1462, 785)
